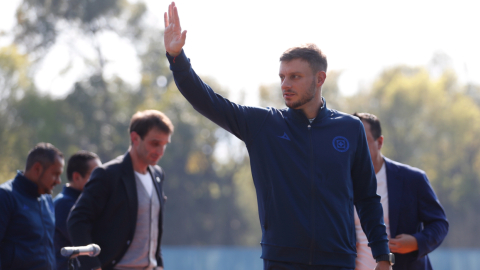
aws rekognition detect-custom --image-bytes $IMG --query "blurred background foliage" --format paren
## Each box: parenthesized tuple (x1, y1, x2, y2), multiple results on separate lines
(1, 0, 479, 248)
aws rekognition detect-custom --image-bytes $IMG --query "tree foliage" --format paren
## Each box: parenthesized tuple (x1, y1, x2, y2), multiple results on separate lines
(0, 45, 35, 181)
(1, 0, 261, 246)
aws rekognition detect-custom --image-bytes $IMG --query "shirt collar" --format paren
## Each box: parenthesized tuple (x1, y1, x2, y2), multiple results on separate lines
(377, 162, 386, 176)
(376, 162, 387, 184)
(287, 97, 329, 123)
(62, 185, 82, 199)
(13, 170, 40, 198)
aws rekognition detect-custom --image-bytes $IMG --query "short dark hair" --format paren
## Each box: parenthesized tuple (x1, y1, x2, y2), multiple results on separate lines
(67, 151, 100, 182)
(129, 110, 174, 142)
(353, 112, 382, 140)
(280, 43, 328, 73)
(25, 142, 64, 171)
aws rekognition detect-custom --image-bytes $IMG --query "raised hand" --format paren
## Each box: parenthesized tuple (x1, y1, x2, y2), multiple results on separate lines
(164, 2, 187, 57)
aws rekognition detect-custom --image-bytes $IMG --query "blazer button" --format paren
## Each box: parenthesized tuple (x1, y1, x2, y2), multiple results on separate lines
(127, 240, 131, 245)
(112, 260, 116, 264)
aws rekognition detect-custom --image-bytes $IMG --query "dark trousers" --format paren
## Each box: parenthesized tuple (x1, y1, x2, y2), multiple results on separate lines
(263, 259, 353, 270)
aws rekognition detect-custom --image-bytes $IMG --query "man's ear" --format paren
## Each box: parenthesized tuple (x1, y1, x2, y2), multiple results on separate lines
(72, 171, 82, 183)
(130, 131, 140, 146)
(31, 162, 44, 178)
(377, 135, 384, 150)
(316, 71, 327, 87)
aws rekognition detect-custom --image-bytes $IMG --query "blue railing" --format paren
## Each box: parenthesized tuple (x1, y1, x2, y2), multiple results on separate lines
(162, 246, 480, 270)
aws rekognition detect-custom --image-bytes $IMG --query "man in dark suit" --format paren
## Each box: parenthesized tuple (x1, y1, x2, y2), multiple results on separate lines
(353, 113, 449, 270)
(68, 110, 174, 270)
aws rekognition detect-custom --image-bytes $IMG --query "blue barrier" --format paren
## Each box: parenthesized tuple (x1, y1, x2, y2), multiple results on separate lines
(429, 248, 480, 270)
(163, 246, 262, 270)
(162, 246, 480, 270)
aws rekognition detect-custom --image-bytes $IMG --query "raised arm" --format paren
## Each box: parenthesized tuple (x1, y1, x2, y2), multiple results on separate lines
(164, 2, 187, 57)
(162, 2, 270, 143)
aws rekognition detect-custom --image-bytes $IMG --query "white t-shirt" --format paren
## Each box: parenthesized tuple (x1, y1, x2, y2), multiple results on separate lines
(134, 171, 154, 197)
(354, 162, 390, 270)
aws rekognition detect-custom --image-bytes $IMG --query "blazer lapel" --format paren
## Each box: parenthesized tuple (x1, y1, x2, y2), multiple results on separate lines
(121, 153, 138, 220)
(385, 157, 402, 238)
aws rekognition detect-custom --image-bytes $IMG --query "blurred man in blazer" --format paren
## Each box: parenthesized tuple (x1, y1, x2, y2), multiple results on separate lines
(68, 110, 173, 270)
(353, 113, 448, 270)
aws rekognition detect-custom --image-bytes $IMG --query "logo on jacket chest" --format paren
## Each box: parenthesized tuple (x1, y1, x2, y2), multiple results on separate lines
(332, 136, 349, 152)
(277, 132, 291, 141)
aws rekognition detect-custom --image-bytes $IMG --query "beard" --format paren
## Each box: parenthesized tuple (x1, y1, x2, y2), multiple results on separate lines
(37, 167, 52, 194)
(285, 79, 317, 109)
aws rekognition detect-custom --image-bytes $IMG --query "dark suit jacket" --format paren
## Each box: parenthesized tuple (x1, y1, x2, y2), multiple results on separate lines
(385, 157, 448, 270)
(67, 153, 166, 270)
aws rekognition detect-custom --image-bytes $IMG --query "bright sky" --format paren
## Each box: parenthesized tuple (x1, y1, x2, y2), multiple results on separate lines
(1, 0, 479, 104)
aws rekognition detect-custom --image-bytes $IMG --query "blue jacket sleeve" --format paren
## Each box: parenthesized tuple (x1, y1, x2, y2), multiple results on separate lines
(167, 50, 269, 144)
(54, 196, 73, 246)
(412, 173, 449, 259)
(351, 121, 390, 258)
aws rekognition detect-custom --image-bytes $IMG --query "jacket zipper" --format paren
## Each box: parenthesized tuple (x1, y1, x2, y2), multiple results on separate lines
(38, 199, 51, 269)
(308, 124, 315, 265)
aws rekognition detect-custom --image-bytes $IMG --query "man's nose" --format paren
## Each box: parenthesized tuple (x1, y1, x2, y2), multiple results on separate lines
(281, 79, 291, 90)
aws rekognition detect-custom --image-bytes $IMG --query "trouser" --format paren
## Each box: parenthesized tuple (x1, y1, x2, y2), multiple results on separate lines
(263, 259, 354, 270)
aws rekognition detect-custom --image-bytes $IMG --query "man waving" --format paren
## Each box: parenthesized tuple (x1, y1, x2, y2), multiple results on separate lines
(164, 3, 393, 269)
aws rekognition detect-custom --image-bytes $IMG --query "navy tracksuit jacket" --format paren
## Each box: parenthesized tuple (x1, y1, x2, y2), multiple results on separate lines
(0, 172, 56, 270)
(168, 50, 389, 268)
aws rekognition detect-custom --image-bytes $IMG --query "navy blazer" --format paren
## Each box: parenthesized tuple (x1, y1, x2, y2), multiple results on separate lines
(68, 153, 166, 270)
(385, 157, 448, 270)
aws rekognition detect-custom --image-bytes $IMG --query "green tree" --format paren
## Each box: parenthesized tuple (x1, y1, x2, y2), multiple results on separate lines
(0, 45, 35, 182)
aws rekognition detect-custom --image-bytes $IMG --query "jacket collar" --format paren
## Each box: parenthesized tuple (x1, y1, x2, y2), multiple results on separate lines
(286, 97, 329, 124)
(121, 152, 137, 201)
(13, 171, 40, 198)
(384, 157, 402, 237)
(61, 185, 82, 200)
(122, 151, 159, 180)
(120, 152, 164, 212)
